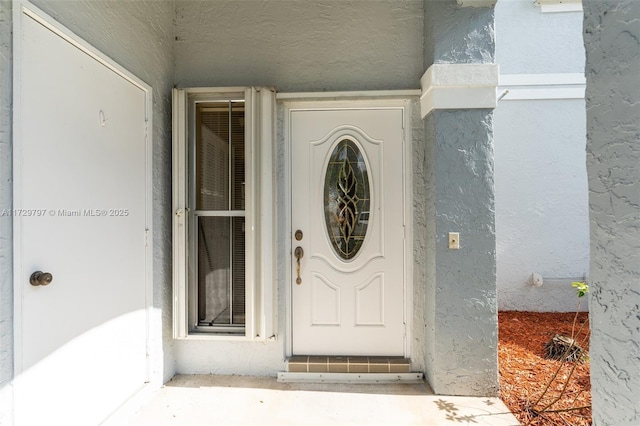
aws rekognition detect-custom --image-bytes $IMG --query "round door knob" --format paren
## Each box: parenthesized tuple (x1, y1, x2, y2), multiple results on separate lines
(30, 271, 53, 286)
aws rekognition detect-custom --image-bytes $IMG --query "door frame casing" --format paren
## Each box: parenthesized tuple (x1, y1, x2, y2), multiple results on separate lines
(12, 0, 154, 381)
(282, 96, 414, 358)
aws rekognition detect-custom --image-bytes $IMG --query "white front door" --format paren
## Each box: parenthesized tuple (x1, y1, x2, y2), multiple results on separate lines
(13, 7, 150, 426)
(291, 105, 407, 356)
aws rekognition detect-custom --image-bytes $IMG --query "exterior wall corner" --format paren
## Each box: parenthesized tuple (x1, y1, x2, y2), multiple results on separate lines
(583, 0, 640, 423)
(422, 0, 498, 397)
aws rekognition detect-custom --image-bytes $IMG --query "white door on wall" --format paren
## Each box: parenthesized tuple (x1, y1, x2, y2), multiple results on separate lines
(13, 6, 150, 426)
(290, 105, 407, 356)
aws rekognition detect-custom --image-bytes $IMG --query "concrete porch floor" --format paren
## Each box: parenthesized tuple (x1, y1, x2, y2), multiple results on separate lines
(119, 375, 520, 426)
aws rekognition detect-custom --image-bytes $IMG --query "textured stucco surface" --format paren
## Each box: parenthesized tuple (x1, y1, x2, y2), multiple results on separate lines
(410, 99, 427, 374)
(174, 0, 424, 91)
(0, 1, 13, 423)
(423, 113, 437, 393)
(424, 110, 498, 396)
(583, 1, 640, 423)
(494, 0, 589, 312)
(424, 0, 495, 66)
(495, 0, 585, 74)
(494, 99, 589, 312)
(422, 0, 498, 396)
(16, 0, 177, 390)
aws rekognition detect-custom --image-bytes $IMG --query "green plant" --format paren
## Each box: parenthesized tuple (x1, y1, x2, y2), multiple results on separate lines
(524, 282, 591, 425)
(572, 281, 589, 298)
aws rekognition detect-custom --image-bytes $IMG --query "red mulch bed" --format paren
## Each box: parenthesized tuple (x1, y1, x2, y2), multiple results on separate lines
(499, 312, 591, 425)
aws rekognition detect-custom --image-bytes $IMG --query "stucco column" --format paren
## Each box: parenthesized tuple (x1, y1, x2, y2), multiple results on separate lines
(583, 1, 640, 423)
(422, 0, 499, 396)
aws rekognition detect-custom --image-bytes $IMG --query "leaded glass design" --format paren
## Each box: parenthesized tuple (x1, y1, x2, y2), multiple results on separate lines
(324, 139, 370, 260)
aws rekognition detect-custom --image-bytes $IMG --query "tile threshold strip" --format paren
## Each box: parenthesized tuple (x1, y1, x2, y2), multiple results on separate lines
(287, 356, 411, 374)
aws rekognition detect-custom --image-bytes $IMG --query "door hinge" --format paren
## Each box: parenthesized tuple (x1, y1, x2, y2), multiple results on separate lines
(145, 228, 150, 247)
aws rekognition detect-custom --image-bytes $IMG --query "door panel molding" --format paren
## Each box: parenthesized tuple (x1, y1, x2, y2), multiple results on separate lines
(311, 253, 385, 274)
(354, 273, 385, 326)
(310, 273, 341, 326)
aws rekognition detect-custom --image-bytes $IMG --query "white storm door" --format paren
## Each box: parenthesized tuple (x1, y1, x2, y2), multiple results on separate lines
(13, 7, 150, 426)
(291, 106, 406, 356)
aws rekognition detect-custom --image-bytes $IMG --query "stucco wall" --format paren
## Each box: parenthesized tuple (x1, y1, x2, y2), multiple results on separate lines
(0, 1, 14, 423)
(424, 0, 495, 66)
(496, 0, 585, 74)
(423, 112, 437, 392)
(494, 0, 589, 311)
(583, 1, 640, 423)
(410, 99, 427, 374)
(174, 0, 424, 92)
(494, 99, 589, 312)
(424, 110, 499, 396)
(423, 0, 498, 396)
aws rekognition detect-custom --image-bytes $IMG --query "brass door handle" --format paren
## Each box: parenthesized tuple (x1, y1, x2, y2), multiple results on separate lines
(294, 246, 304, 285)
(30, 271, 53, 286)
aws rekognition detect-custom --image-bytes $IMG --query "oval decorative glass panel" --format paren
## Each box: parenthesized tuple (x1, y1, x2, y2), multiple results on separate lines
(324, 139, 370, 260)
